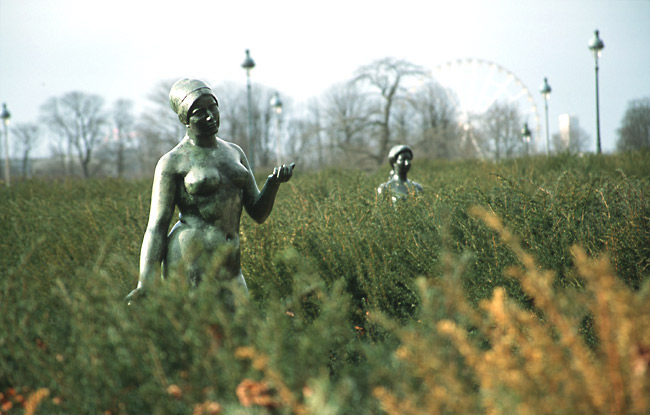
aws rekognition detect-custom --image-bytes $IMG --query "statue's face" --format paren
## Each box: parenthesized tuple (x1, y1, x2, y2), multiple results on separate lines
(394, 152, 412, 175)
(187, 95, 220, 136)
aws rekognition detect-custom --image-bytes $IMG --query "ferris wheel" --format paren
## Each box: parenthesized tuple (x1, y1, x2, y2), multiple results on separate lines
(429, 58, 541, 156)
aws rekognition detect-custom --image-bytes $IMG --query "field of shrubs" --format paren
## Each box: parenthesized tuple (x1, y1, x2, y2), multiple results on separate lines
(1, 151, 649, 414)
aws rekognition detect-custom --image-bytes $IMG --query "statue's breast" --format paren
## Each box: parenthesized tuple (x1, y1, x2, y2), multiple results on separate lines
(184, 166, 221, 196)
(219, 156, 249, 189)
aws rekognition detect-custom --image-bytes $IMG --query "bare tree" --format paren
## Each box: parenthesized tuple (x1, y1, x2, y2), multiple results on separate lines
(111, 99, 136, 177)
(41, 92, 109, 178)
(353, 57, 428, 165)
(286, 98, 327, 169)
(408, 79, 461, 159)
(320, 82, 374, 165)
(214, 81, 277, 169)
(48, 135, 68, 176)
(214, 81, 248, 149)
(391, 100, 416, 146)
(617, 97, 650, 151)
(480, 102, 524, 160)
(255, 88, 276, 169)
(136, 79, 186, 175)
(11, 122, 41, 177)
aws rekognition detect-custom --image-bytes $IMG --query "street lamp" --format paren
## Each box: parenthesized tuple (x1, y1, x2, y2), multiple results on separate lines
(241, 49, 256, 170)
(539, 77, 552, 155)
(521, 122, 531, 156)
(270, 92, 283, 114)
(270, 92, 283, 165)
(0, 103, 10, 187)
(588, 29, 604, 154)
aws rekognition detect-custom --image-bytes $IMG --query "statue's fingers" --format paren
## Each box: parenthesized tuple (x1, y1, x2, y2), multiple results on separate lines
(285, 165, 294, 179)
(282, 164, 293, 180)
(276, 166, 286, 181)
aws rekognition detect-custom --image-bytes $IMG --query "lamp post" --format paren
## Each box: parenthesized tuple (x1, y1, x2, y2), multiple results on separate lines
(0, 103, 10, 187)
(521, 122, 531, 156)
(539, 77, 552, 156)
(588, 29, 604, 154)
(270, 92, 283, 166)
(241, 49, 256, 170)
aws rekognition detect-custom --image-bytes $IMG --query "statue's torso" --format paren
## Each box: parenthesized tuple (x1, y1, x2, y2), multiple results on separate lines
(378, 177, 422, 203)
(163, 138, 251, 282)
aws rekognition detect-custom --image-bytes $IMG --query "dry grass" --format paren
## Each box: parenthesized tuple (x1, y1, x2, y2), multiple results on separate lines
(374, 207, 650, 415)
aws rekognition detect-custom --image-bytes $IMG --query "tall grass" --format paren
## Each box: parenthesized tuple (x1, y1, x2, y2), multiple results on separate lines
(1, 152, 649, 414)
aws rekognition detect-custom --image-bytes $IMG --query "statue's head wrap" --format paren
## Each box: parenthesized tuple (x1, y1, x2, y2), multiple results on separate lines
(387, 145, 413, 166)
(169, 78, 218, 124)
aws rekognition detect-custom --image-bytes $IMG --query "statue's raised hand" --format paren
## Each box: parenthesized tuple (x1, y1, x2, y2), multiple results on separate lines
(268, 163, 295, 184)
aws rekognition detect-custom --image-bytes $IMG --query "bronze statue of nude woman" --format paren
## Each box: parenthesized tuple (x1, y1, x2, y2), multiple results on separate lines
(126, 78, 294, 302)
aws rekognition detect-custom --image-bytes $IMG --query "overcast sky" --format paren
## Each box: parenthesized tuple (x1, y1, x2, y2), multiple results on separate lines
(1, 0, 649, 155)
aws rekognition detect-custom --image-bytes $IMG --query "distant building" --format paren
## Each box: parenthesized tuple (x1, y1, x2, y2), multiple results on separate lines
(557, 114, 580, 152)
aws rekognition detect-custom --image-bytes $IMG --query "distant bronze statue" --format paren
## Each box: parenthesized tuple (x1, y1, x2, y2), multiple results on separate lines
(377, 145, 422, 203)
(126, 78, 294, 302)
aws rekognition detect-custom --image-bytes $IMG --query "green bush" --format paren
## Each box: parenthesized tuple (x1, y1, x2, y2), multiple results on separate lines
(1, 152, 649, 414)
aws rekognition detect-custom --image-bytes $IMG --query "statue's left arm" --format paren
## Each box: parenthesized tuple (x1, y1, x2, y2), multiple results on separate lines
(239, 147, 295, 224)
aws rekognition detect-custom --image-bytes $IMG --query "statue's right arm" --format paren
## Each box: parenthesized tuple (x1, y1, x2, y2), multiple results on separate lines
(129, 155, 177, 299)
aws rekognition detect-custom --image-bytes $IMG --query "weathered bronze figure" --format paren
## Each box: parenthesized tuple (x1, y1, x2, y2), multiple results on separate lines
(377, 145, 422, 203)
(126, 78, 294, 302)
